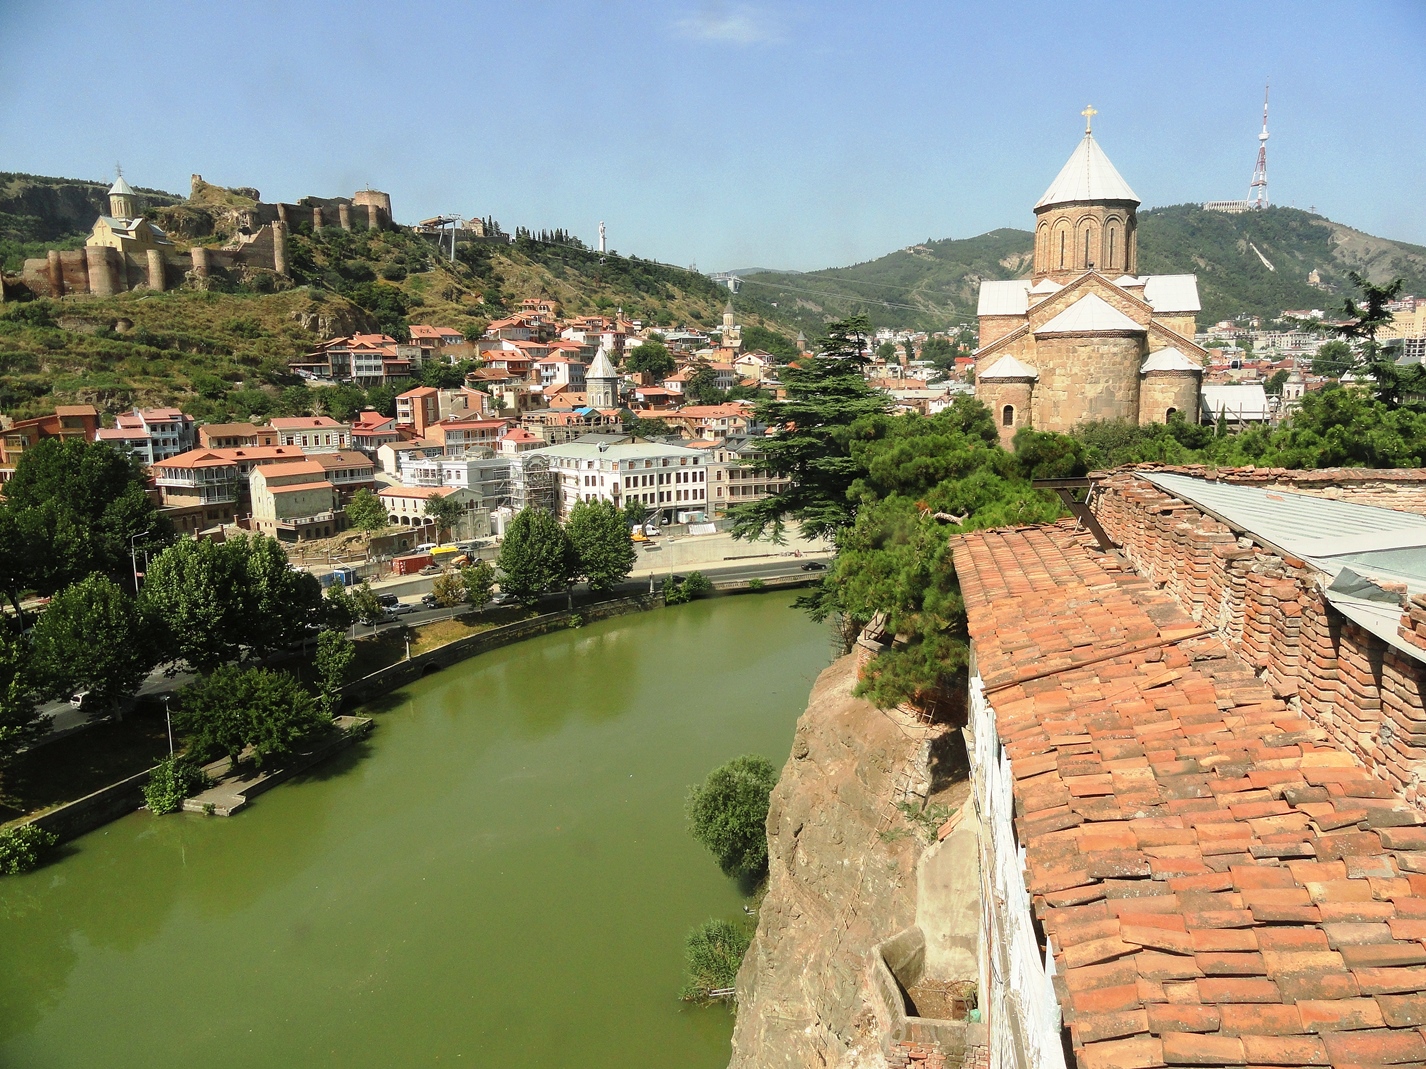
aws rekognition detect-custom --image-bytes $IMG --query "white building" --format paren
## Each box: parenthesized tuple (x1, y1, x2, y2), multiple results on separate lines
(96, 407, 195, 465)
(530, 435, 708, 523)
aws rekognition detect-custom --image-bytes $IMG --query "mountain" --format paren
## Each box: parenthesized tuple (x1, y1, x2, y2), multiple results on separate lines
(740, 206, 1426, 334)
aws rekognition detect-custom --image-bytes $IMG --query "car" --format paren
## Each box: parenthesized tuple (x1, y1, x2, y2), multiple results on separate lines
(491, 591, 515, 605)
(69, 690, 91, 710)
(669, 574, 687, 584)
(800, 561, 827, 571)
(376, 592, 401, 608)
(419, 564, 442, 576)
(389, 601, 418, 616)
(414, 542, 437, 553)
(420, 593, 440, 609)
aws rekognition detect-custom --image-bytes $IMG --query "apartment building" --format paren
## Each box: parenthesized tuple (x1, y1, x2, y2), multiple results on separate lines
(269, 416, 352, 453)
(532, 435, 708, 523)
(249, 462, 340, 541)
(95, 407, 196, 465)
(706, 436, 790, 515)
(0, 404, 100, 483)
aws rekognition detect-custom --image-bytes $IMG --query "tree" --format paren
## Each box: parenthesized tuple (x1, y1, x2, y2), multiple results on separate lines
(365, 385, 399, 417)
(419, 359, 476, 389)
(875, 340, 898, 362)
(566, 500, 636, 592)
(349, 581, 384, 625)
(496, 507, 577, 604)
(431, 571, 465, 607)
(322, 581, 357, 631)
(624, 415, 673, 439)
(176, 664, 329, 770)
(1264, 369, 1290, 396)
(624, 339, 675, 381)
(28, 574, 156, 706)
(0, 628, 42, 765)
(345, 488, 389, 532)
(313, 629, 355, 718)
(1337, 271, 1422, 408)
(729, 314, 889, 542)
(919, 337, 959, 375)
(423, 493, 467, 545)
(684, 361, 724, 405)
(623, 498, 649, 529)
(460, 560, 496, 606)
(686, 754, 778, 879)
(1312, 340, 1354, 378)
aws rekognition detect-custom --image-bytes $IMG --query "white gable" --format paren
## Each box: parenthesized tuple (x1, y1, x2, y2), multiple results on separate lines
(979, 354, 1038, 380)
(1140, 347, 1203, 374)
(1036, 293, 1144, 335)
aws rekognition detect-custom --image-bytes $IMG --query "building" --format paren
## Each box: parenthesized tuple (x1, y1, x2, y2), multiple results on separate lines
(408, 324, 466, 361)
(664, 403, 756, 440)
(396, 386, 442, 438)
(248, 462, 339, 541)
(1201, 382, 1272, 423)
(269, 416, 352, 453)
(584, 350, 620, 409)
(377, 484, 480, 529)
(0, 404, 100, 484)
(151, 444, 311, 512)
(95, 407, 195, 465)
(706, 436, 790, 514)
(198, 422, 278, 449)
(351, 410, 402, 455)
(310, 450, 376, 502)
(291, 334, 419, 385)
(429, 416, 509, 458)
(974, 115, 1207, 445)
(531, 435, 709, 522)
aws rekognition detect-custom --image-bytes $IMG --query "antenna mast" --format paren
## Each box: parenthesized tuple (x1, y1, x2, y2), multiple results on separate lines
(1249, 84, 1269, 210)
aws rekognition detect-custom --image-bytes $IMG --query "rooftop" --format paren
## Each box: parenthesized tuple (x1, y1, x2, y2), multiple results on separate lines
(1036, 131, 1140, 210)
(955, 520, 1426, 1069)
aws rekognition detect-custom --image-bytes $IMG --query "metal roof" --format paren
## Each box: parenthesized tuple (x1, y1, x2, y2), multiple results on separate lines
(1036, 293, 1144, 334)
(1141, 274, 1201, 314)
(1140, 347, 1203, 374)
(978, 354, 1038, 380)
(976, 279, 1032, 316)
(1201, 383, 1271, 421)
(1035, 132, 1140, 209)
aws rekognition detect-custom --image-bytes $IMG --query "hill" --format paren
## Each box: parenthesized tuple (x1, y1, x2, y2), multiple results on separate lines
(0, 175, 800, 423)
(740, 206, 1426, 333)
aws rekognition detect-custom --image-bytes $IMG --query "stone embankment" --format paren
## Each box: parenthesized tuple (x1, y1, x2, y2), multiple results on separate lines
(729, 655, 950, 1068)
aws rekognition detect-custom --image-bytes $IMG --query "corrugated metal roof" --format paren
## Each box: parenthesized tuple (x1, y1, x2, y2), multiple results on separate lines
(1201, 383, 1271, 420)
(1142, 471, 1426, 593)
(1140, 347, 1202, 374)
(976, 279, 1032, 316)
(1035, 132, 1140, 209)
(978, 354, 1038, 380)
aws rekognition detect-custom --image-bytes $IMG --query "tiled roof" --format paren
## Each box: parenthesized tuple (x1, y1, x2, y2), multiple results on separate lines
(954, 521, 1426, 1069)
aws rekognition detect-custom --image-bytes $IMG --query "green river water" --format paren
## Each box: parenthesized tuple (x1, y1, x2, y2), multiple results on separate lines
(0, 594, 829, 1068)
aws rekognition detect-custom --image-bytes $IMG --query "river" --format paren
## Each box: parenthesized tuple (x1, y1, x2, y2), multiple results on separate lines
(0, 594, 829, 1068)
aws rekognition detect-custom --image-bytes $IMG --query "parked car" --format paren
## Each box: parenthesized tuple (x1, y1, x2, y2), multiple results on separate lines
(388, 601, 418, 616)
(491, 591, 515, 605)
(376, 592, 401, 608)
(419, 564, 442, 576)
(800, 561, 827, 571)
(69, 691, 92, 710)
(420, 593, 439, 609)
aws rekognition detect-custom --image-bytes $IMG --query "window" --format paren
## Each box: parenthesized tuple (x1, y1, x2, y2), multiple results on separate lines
(1107, 228, 1116, 269)
(1059, 230, 1066, 268)
(1002, 404, 1015, 427)
(1084, 229, 1093, 268)
(1166, 408, 1177, 420)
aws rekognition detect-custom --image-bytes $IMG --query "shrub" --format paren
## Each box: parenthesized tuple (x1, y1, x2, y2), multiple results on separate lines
(681, 919, 751, 1001)
(683, 572, 712, 598)
(663, 575, 689, 605)
(746, 578, 766, 591)
(0, 823, 58, 875)
(142, 754, 212, 815)
(686, 754, 778, 878)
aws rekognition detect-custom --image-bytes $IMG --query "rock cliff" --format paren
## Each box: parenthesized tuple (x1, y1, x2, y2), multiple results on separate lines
(730, 655, 930, 1068)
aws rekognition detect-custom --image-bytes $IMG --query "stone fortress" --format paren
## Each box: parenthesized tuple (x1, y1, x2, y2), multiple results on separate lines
(974, 108, 1208, 446)
(18, 171, 394, 299)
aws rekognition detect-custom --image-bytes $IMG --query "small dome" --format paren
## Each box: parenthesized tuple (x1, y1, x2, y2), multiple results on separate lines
(109, 174, 136, 197)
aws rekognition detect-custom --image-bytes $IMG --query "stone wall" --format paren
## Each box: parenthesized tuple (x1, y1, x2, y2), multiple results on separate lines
(1094, 470, 1426, 804)
(1111, 464, 1426, 517)
(1033, 331, 1142, 429)
(1138, 369, 1198, 425)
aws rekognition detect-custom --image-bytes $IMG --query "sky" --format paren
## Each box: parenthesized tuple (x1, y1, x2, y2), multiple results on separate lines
(3, 0, 1424, 272)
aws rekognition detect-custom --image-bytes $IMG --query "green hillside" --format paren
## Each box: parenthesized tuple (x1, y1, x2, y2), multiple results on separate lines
(0, 176, 800, 423)
(741, 206, 1426, 333)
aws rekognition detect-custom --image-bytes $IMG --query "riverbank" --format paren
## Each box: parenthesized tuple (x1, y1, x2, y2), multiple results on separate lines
(0, 574, 817, 848)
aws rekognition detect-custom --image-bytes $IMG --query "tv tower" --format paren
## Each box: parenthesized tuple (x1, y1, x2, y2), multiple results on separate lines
(1248, 84, 1269, 209)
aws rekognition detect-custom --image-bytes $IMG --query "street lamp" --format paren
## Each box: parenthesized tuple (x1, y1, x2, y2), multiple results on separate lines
(130, 531, 150, 593)
(163, 695, 174, 756)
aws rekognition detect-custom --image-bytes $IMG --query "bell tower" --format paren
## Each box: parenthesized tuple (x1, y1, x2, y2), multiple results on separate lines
(108, 166, 137, 222)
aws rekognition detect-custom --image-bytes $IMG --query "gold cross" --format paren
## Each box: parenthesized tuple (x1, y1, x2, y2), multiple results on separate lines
(1082, 105, 1097, 133)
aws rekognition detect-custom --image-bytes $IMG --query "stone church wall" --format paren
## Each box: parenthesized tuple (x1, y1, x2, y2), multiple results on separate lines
(1139, 369, 1199, 425)
(1031, 331, 1141, 429)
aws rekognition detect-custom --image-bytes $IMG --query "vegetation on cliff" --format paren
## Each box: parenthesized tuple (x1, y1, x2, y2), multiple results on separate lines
(686, 754, 778, 880)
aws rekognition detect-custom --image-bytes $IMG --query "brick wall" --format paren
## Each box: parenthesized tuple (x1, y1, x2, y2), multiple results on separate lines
(1095, 470, 1426, 805)
(1115, 464, 1426, 517)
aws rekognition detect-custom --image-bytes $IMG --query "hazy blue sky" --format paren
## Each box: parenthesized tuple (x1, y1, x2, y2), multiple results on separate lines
(3, 1, 1423, 271)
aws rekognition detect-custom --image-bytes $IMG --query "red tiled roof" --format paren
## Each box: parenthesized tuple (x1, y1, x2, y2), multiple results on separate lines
(954, 521, 1426, 1069)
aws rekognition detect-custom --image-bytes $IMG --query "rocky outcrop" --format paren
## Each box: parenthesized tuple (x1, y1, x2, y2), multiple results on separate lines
(730, 656, 930, 1068)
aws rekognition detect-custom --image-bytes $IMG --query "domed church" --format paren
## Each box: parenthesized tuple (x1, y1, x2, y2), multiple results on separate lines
(974, 110, 1207, 446)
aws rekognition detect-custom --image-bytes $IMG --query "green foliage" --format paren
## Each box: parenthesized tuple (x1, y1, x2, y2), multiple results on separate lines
(746, 578, 765, 591)
(624, 416, 673, 439)
(140, 533, 322, 672)
(1336, 271, 1425, 409)
(875, 340, 898, 362)
(176, 664, 329, 769)
(349, 581, 384, 625)
(683, 571, 712, 598)
(496, 507, 576, 604)
(739, 324, 797, 361)
(418, 359, 476, 389)
(623, 340, 676, 381)
(345, 487, 388, 532)
(322, 581, 357, 631)
(314, 629, 356, 717)
(0, 822, 58, 875)
(566, 500, 636, 591)
(1012, 429, 1090, 481)
(686, 754, 778, 879)
(423, 493, 466, 541)
(663, 575, 689, 605)
(0, 628, 42, 764)
(28, 574, 156, 705)
(684, 361, 724, 405)
(431, 571, 466, 607)
(682, 918, 751, 1001)
(142, 754, 211, 816)
(460, 560, 496, 606)
(622, 498, 650, 528)
(729, 315, 890, 541)
(1312, 339, 1354, 377)
(1264, 369, 1290, 396)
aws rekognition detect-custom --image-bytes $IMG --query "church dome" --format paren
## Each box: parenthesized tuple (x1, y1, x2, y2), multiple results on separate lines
(109, 174, 136, 197)
(1035, 132, 1139, 210)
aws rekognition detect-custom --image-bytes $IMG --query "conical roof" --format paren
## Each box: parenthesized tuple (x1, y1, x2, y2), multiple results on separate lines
(109, 173, 135, 197)
(1036, 132, 1139, 210)
(587, 350, 618, 379)
(979, 354, 1038, 380)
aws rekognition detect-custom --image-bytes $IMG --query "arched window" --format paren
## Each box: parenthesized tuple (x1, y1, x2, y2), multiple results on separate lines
(1107, 227, 1116, 269)
(1084, 228, 1093, 268)
(1165, 407, 1177, 421)
(1002, 404, 1015, 427)
(1059, 230, 1066, 269)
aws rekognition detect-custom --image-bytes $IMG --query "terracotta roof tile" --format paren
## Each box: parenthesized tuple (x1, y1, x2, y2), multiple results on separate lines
(955, 520, 1426, 1067)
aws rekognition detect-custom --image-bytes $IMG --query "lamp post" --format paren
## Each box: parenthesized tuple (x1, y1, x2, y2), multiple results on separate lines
(130, 531, 150, 593)
(163, 695, 174, 757)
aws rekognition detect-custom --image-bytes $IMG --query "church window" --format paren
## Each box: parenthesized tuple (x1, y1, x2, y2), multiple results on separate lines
(1107, 228, 1117, 269)
(1002, 405, 1015, 427)
(1166, 407, 1177, 421)
(1059, 231, 1066, 269)
(1084, 229, 1093, 268)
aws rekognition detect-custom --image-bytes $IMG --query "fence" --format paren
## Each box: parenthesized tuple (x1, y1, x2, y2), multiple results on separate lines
(967, 673, 1067, 1069)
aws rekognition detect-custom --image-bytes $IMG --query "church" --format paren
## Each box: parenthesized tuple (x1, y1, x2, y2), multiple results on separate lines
(974, 109, 1207, 446)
